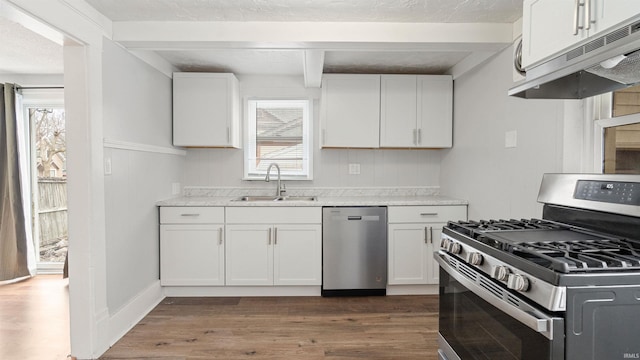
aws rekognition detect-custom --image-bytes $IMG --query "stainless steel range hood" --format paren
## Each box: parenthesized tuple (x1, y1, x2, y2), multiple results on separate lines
(509, 19, 640, 99)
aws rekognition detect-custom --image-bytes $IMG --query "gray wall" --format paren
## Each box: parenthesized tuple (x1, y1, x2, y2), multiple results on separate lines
(183, 75, 443, 188)
(440, 46, 566, 220)
(102, 39, 185, 313)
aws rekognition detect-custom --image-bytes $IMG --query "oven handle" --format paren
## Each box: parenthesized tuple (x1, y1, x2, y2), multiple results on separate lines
(436, 253, 558, 340)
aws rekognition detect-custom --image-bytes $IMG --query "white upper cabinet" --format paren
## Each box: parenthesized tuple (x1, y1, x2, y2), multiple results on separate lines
(320, 74, 381, 148)
(172, 72, 241, 148)
(522, 0, 640, 69)
(380, 75, 418, 148)
(416, 75, 453, 148)
(589, 1, 640, 35)
(324, 74, 453, 149)
(380, 75, 452, 148)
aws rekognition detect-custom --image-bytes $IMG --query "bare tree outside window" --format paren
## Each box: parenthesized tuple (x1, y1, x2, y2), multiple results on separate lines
(30, 108, 68, 265)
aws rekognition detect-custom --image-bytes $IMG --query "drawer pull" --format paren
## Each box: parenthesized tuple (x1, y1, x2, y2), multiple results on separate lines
(180, 213, 200, 217)
(219, 228, 223, 245)
(420, 212, 438, 216)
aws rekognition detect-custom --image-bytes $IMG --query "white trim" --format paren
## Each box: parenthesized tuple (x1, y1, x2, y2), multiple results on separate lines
(164, 286, 321, 297)
(108, 280, 165, 348)
(103, 138, 187, 156)
(594, 112, 640, 172)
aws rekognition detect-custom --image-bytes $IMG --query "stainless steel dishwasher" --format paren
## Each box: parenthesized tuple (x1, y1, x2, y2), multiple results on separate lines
(322, 206, 387, 296)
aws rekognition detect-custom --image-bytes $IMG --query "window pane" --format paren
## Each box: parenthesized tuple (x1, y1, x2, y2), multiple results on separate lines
(603, 123, 640, 174)
(246, 99, 310, 178)
(613, 84, 640, 117)
(30, 107, 68, 264)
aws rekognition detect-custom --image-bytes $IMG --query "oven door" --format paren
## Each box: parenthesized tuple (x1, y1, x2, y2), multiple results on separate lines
(436, 253, 565, 360)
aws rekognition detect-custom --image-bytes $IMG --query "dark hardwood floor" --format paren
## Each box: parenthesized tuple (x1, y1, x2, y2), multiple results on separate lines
(101, 295, 440, 360)
(0, 275, 70, 360)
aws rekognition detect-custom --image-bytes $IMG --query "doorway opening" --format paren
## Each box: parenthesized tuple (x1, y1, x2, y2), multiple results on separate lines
(22, 91, 67, 274)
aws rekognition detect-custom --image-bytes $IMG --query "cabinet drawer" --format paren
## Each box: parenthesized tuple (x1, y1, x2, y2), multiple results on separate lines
(226, 207, 321, 224)
(160, 206, 225, 224)
(388, 205, 466, 224)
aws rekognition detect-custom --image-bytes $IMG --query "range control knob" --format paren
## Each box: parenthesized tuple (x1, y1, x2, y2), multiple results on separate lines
(449, 242, 462, 255)
(507, 274, 530, 292)
(467, 252, 484, 265)
(440, 238, 451, 250)
(491, 265, 511, 282)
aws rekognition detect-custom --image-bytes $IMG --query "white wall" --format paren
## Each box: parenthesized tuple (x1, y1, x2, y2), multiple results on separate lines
(183, 75, 443, 188)
(440, 46, 566, 220)
(101, 39, 184, 313)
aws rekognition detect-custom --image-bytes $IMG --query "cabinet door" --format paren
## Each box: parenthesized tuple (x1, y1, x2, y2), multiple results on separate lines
(388, 224, 428, 285)
(380, 75, 418, 148)
(590, 0, 640, 36)
(522, 0, 588, 69)
(173, 73, 239, 148)
(225, 225, 273, 286)
(417, 76, 452, 148)
(160, 224, 225, 286)
(320, 74, 380, 148)
(273, 225, 322, 286)
(426, 226, 443, 285)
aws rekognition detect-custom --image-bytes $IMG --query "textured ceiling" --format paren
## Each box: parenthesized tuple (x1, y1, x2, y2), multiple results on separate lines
(0, 16, 63, 74)
(1, 0, 522, 76)
(83, 0, 522, 23)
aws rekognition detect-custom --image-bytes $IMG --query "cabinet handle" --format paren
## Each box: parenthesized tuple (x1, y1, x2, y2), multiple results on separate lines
(227, 126, 231, 143)
(274, 227, 278, 245)
(584, 0, 592, 31)
(417, 129, 422, 145)
(219, 228, 223, 245)
(268, 228, 272, 245)
(420, 212, 438, 216)
(180, 213, 200, 217)
(430, 227, 434, 244)
(424, 227, 428, 244)
(573, 0, 584, 35)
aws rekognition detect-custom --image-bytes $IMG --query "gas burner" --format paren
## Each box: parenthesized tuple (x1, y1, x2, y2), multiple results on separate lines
(446, 219, 565, 240)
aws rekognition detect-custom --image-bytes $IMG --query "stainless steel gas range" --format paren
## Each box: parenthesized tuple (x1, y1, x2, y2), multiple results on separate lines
(436, 173, 640, 360)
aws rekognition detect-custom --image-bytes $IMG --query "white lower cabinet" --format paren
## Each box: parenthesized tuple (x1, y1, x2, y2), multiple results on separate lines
(159, 207, 225, 286)
(388, 205, 467, 285)
(225, 207, 322, 286)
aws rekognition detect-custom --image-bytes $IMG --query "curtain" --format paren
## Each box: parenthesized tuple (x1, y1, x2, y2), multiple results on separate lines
(0, 83, 30, 281)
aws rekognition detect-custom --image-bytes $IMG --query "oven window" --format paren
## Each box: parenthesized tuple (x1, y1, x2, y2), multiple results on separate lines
(439, 268, 553, 360)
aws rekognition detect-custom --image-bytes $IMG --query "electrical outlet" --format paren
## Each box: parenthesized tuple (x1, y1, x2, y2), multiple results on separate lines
(104, 157, 112, 175)
(348, 163, 361, 175)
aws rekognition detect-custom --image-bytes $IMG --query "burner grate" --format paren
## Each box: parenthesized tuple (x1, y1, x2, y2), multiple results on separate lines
(446, 218, 640, 274)
(512, 239, 640, 273)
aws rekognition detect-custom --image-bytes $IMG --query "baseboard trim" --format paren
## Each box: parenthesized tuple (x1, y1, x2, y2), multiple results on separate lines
(107, 280, 164, 348)
(163, 286, 321, 297)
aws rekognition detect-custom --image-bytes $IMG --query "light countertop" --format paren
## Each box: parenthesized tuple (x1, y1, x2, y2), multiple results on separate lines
(157, 195, 468, 207)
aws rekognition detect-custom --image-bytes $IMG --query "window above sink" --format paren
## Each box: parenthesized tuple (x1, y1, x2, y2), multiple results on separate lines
(244, 99, 313, 180)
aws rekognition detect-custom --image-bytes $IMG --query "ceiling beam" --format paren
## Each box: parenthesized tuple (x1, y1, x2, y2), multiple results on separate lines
(446, 51, 500, 80)
(112, 21, 513, 52)
(303, 50, 324, 88)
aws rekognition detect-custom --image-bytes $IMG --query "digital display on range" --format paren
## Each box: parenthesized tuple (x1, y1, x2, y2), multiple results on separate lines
(574, 180, 640, 205)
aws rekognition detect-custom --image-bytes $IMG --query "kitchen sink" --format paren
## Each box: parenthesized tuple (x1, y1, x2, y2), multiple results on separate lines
(234, 195, 317, 202)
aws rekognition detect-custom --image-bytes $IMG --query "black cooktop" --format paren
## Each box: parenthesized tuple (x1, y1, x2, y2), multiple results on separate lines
(446, 219, 640, 274)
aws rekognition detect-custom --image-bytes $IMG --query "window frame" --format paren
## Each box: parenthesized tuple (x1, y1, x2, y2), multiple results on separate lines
(243, 98, 313, 181)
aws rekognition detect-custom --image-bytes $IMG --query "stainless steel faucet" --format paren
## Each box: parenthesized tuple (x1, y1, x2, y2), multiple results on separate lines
(265, 163, 284, 197)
